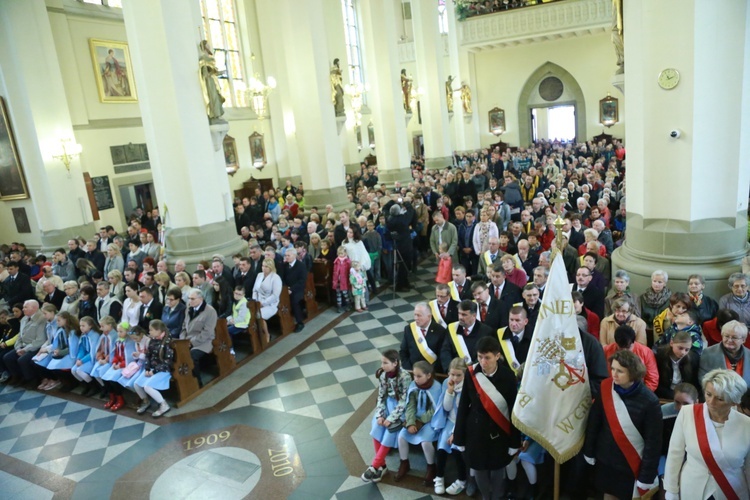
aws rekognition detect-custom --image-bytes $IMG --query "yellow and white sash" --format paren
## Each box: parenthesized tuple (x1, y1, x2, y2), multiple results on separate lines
(513, 254, 524, 270)
(448, 322, 471, 364)
(448, 281, 461, 301)
(409, 322, 437, 364)
(497, 327, 521, 375)
(483, 251, 494, 267)
(429, 300, 447, 328)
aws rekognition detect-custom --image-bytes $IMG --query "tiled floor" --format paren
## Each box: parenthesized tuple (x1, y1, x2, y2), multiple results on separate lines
(0, 262, 445, 499)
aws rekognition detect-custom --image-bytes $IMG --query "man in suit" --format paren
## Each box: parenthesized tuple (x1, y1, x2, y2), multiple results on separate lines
(95, 281, 122, 322)
(532, 266, 549, 298)
(238, 250, 262, 298)
(400, 302, 447, 372)
(522, 284, 541, 334)
(477, 236, 506, 280)
(440, 300, 493, 370)
(1, 300, 46, 385)
(283, 248, 308, 333)
(498, 306, 532, 374)
(211, 259, 234, 288)
(84, 240, 106, 274)
(514, 239, 539, 279)
(334, 210, 359, 248)
(573, 267, 605, 320)
(429, 211, 459, 262)
(471, 281, 504, 331)
(699, 320, 750, 388)
(448, 265, 473, 302)
(508, 222, 528, 255)
(1, 262, 35, 307)
(487, 263, 523, 329)
(429, 284, 459, 328)
(42, 280, 64, 310)
(137, 287, 163, 331)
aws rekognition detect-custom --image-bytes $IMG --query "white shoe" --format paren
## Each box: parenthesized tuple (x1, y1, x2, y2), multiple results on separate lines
(446, 479, 466, 495)
(434, 476, 445, 495)
(152, 401, 171, 418)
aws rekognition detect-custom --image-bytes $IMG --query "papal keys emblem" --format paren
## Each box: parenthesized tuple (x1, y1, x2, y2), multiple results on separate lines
(531, 333, 587, 390)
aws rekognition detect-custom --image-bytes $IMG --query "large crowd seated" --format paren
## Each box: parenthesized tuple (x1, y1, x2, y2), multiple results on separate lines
(455, 0, 567, 20)
(1, 137, 750, 498)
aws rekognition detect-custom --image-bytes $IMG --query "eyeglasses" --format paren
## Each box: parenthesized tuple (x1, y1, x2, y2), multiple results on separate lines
(722, 335, 745, 341)
(436, 294, 449, 299)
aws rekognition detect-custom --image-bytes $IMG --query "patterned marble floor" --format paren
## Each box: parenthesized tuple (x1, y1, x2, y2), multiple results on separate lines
(0, 261, 445, 499)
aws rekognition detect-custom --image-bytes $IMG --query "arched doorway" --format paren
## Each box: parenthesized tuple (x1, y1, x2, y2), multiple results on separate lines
(517, 62, 586, 146)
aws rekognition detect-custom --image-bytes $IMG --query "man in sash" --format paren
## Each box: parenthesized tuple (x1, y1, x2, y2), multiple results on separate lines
(399, 303, 446, 372)
(454, 336, 521, 499)
(477, 237, 505, 280)
(439, 300, 493, 370)
(487, 264, 522, 329)
(430, 284, 458, 328)
(471, 281, 503, 331)
(448, 265, 473, 302)
(498, 306, 530, 377)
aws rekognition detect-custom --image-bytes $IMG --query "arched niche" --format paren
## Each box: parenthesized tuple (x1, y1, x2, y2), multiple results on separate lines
(517, 62, 586, 146)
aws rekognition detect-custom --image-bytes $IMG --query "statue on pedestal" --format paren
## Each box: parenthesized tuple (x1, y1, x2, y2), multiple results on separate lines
(401, 69, 413, 113)
(446, 75, 455, 113)
(611, 0, 624, 74)
(460, 82, 472, 114)
(330, 59, 345, 116)
(199, 40, 226, 121)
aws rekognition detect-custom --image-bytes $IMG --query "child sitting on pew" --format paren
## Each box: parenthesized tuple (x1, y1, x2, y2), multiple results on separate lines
(134, 319, 174, 418)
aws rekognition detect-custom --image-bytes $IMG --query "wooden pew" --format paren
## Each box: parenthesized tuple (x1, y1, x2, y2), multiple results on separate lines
(170, 338, 200, 404)
(276, 285, 295, 336)
(313, 259, 333, 304)
(212, 318, 237, 377)
(246, 299, 263, 353)
(304, 273, 319, 318)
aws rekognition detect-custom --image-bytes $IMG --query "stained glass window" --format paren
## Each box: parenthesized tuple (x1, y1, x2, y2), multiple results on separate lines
(341, 0, 366, 93)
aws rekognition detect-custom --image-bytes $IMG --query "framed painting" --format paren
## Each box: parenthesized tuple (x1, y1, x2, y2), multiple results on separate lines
(224, 134, 239, 175)
(249, 132, 266, 168)
(599, 95, 618, 127)
(12, 208, 31, 233)
(89, 38, 138, 103)
(0, 97, 29, 200)
(367, 122, 375, 149)
(489, 107, 506, 136)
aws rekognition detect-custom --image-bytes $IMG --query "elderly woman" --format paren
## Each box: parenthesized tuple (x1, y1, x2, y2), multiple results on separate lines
(584, 350, 662, 500)
(718, 272, 750, 327)
(252, 258, 282, 345)
(174, 272, 192, 303)
(699, 320, 750, 388)
(501, 254, 527, 289)
(598, 297, 648, 346)
(472, 208, 499, 255)
(640, 269, 672, 341)
(161, 288, 186, 339)
(308, 233, 323, 260)
(60, 281, 80, 317)
(604, 270, 641, 317)
(578, 228, 607, 257)
(104, 243, 124, 275)
(686, 274, 719, 325)
(107, 270, 125, 302)
(664, 369, 750, 500)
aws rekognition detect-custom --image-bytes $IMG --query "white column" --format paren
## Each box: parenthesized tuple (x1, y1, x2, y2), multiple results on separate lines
(0, 0, 95, 249)
(412, 0, 453, 169)
(123, 0, 245, 264)
(613, 0, 750, 298)
(446, 0, 480, 151)
(359, 0, 412, 185)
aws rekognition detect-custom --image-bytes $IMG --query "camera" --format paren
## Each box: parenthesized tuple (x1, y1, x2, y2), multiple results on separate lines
(669, 129, 681, 139)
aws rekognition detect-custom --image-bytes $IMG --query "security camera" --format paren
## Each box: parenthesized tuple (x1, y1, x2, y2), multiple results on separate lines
(669, 129, 681, 139)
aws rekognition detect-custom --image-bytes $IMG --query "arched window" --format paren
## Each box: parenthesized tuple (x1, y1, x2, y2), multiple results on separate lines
(438, 0, 449, 34)
(199, 0, 248, 108)
(341, 0, 366, 89)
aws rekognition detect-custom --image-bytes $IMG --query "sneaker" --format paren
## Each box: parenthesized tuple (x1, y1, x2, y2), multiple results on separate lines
(0, 372, 9, 383)
(136, 399, 151, 414)
(230, 348, 236, 357)
(446, 479, 466, 495)
(434, 477, 445, 495)
(45, 380, 61, 391)
(361, 466, 385, 483)
(370, 466, 385, 483)
(152, 401, 171, 418)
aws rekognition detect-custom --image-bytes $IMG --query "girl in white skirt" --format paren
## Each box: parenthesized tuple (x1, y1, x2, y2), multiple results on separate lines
(134, 319, 174, 418)
(433, 357, 469, 495)
(395, 360, 442, 486)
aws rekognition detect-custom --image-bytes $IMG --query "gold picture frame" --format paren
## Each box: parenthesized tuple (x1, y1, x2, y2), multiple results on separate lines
(224, 134, 239, 175)
(489, 107, 506, 136)
(249, 132, 266, 168)
(0, 96, 29, 200)
(599, 95, 618, 127)
(89, 38, 137, 103)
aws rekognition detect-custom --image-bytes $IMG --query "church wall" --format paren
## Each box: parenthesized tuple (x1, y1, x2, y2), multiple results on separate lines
(472, 32, 625, 147)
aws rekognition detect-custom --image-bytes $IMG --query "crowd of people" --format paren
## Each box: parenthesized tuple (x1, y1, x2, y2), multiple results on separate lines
(1, 137, 750, 497)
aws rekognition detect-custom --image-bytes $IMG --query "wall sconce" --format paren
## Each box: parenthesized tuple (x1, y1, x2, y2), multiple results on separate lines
(51, 137, 82, 175)
(345, 82, 366, 126)
(246, 74, 277, 120)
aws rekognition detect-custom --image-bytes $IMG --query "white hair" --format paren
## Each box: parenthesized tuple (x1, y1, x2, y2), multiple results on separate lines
(702, 368, 748, 404)
(651, 269, 668, 281)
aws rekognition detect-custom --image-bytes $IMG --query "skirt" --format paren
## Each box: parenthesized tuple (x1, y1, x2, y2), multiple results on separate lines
(90, 361, 112, 379)
(118, 366, 144, 389)
(47, 355, 75, 370)
(594, 461, 635, 500)
(71, 361, 93, 377)
(370, 397, 402, 448)
(133, 370, 171, 391)
(437, 419, 456, 453)
(259, 304, 278, 320)
(519, 440, 545, 465)
(399, 417, 440, 445)
(33, 353, 53, 368)
(101, 365, 124, 382)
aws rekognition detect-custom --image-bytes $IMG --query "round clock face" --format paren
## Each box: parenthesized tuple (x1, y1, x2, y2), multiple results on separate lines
(658, 68, 680, 90)
(539, 76, 564, 101)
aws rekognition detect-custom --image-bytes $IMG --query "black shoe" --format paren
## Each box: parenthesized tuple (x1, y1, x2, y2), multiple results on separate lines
(294, 323, 304, 333)
(81, 382, 96, 397)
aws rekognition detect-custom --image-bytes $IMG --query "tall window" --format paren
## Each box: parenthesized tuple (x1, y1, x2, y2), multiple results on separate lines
(341, 0, 365, 89)
(438, 0, 449, 34)
(80, 0, 122, 6)
(200, 0, 247, 108)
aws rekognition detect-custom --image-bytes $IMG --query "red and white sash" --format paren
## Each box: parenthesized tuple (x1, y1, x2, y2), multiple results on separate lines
(601, 379, 644, 479)
(468, 364, 511, 435)
(693, 403, 741, 500)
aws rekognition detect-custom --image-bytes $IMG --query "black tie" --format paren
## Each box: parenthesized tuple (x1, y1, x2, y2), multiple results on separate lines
(140, 304, 147, 320)
(98, 300, 104, 316)
(511, 335, 520, 346)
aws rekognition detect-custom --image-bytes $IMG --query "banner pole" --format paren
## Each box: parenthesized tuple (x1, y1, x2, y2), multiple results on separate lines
(554, 460, 561, 500)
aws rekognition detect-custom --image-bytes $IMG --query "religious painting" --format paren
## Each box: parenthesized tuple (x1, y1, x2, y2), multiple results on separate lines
(12, 207, 31, 233)
(489, 107, 506, 136)
(89, 38, 138, 103)
(224, 134, 239, 175)
(0, 97, 29, 200)
(249, 132, 266, 168)
(599, 95, 618, 127)
(355, 126, 362, 152)
(367, 122, 375, 149)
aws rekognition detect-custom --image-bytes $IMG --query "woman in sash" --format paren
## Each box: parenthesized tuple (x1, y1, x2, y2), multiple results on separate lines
(664, 369, 750, 500)
(584, 350, 662, 500)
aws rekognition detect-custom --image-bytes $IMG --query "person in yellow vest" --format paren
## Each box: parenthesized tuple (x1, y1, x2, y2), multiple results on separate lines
(429, 284, 459, 329)
(400, 303, 447, 373)
(477, 236, 506, 280)
(439, 300, 493, 370)
(497, 306, 531, 377)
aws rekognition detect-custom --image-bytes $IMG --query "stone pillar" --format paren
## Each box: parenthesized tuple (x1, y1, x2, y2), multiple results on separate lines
(0, 0, 96, 249)
(258, 0, 348, 210)
(612, 0, 750, 298)
(359, 0, 412, 186)
(412, 0, 453, 170)
(122, 0, 245, 265)
(446, 0, 480, 151)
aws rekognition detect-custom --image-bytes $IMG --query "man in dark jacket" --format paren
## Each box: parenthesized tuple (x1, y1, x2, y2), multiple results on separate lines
(282, 249, 308, 332)
(400, 303, 447, 372)
(1, 262, 35, 307)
